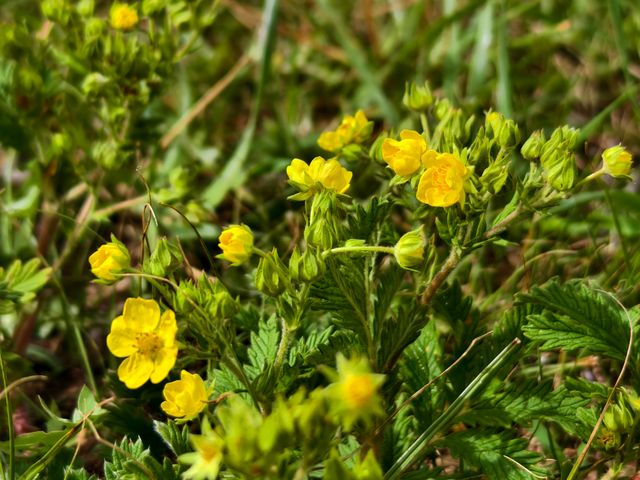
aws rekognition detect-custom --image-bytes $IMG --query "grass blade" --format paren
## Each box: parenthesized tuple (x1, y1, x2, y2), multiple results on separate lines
(315, 0, 398, 123)
(201, 0, 279, 208)
(466, 1, 494, 99)
(495, 0, 512, 116)
(0, 347, 14, 479)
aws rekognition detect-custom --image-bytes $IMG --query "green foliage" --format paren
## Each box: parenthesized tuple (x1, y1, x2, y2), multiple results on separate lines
(0, 259, 51, 314)
(104, 437, 179, 480)
(520, 280, 632, 364)
(440, 429, 547, 480)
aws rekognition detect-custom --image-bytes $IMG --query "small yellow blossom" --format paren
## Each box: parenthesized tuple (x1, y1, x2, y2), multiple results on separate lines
(179, 419, 224, 480)
(325, 354, 385, 430)
(317, 110, 372, 153)
(110, 3, 138, 30)
(286, 156, 352, 200)
(416, 152, 468, 207)
(602, 145, 633, 178)
(217, 225, 253, 266)
(381, 130, 436, 177)
(106, 298, 178, 389)
(161, 371, 210, 421)
(88, 237, 130, 282)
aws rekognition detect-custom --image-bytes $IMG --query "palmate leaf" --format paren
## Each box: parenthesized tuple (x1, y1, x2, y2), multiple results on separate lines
(0, 259, 51, 314)
(440, 429, 547, 480)
(519, 280, 631, 365)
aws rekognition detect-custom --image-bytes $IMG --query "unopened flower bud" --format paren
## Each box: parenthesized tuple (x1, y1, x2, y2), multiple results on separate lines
(403, 81, 433, 112)
(88, 235, 130, 282)
(394, 229, 425, 270)
(217, 225, 253, 266)
(603, 403, 634, 433)
(521, 130, 546, 160)
(300, 249, 325, 282)
(255, 249, 288, 297)
(602, 145, 633, 178)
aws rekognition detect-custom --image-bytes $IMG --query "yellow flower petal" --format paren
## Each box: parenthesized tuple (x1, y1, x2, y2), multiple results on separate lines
(123, 297, 161, 332)
(160, 400, 183, 417)
(157, 310, 177, 347)
(106, 317, 138, 358)
(118, 353, 153, 389)
(150, 346, 178, 384)
(286, 159, 310, 186)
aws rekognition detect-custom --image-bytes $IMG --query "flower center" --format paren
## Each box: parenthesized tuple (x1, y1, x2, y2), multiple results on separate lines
(343, 374, 375, 408)
(136, 332, 162, 356)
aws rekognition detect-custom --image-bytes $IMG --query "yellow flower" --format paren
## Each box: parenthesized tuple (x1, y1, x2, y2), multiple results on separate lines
(179, 419, 224, 480)
(88, 237, 130, 282)
(326, 354, 385, 430)
(161, 371, 210, 421)
(217, 225, 253, 266)
(110, 3, 138, 30)
(106, 298, 178, 389)
(286, 156, 352, 200)
(381, 130, 436, 177)
(416, 152, 468, 207)
(317, 110, 372, 152)
(602, 145, 633, 178)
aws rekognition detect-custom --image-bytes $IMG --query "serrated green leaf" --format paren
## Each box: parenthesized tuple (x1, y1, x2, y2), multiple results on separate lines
(440, 429, 547, 480)
(154, 420, 190, 456)
(519, 281, 631, 366)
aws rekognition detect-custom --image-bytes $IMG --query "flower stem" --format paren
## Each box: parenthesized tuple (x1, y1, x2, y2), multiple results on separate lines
(324, 245, 395, 258)
(420, 247, 461, 305)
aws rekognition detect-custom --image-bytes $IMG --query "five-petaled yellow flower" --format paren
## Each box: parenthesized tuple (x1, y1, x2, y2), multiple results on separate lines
(217, 225, 254, 266)
(110, 3, 138, 30)
(286, 156, 352, 200)
(326, 354, 385, 430)
(317, 110, 372, 153)
(88, 237, 130, 282)
(162, 371, 210, 421)
(382, 130, 437, 177)
(416, 152, 468, 207)
(179, 419, 224, 480)
(602, 145, 633, 178)
(107, 298, 178, 389)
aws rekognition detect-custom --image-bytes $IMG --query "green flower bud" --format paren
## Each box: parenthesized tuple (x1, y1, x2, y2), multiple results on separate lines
(255, 249, 288, 297)
(485, 111, 504, 138)
(300, 249, 325, 282)
(498, 119, 520, 148)
(305, 219, 337, 250)
(76, 0, 94, 16)
(521, 130, 546, 160)
(602, 145, 633, 178)
(394, 228, 425, 270)
(603, 403, 634, 433)
(369, 133, 389, 165)
(288, 248, 302, 281)
(435, 98, 452, 120)
(598, 428, 621, 451)
(210, 283, 238, 319)
(304, 191, 342, 250)
(403, 81, 433, 112)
